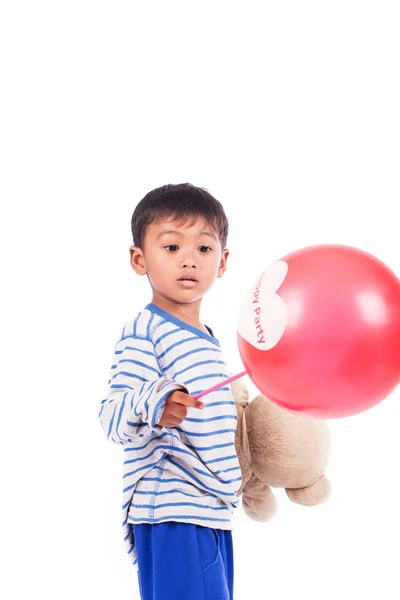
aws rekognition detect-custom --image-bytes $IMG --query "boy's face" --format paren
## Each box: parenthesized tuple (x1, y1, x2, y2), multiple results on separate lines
(129, 217, 229, 309)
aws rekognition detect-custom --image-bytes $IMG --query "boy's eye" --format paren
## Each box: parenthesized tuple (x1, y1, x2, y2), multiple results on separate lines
(164, 245, 212, 253)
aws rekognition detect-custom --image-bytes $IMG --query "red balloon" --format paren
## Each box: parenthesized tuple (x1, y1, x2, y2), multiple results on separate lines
(237, 245, 400, 419)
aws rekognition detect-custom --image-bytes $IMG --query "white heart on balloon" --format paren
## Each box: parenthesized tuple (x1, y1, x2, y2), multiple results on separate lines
(237, 261, 288, 350)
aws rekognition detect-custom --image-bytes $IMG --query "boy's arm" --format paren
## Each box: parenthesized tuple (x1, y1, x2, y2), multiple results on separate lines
(98, 333, 188, 445)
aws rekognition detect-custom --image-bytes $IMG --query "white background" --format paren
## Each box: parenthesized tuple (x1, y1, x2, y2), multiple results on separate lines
(1, 1, 400, 599)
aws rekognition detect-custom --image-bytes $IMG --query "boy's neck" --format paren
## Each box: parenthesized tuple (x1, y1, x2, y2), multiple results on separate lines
(150, 294, 203, 329)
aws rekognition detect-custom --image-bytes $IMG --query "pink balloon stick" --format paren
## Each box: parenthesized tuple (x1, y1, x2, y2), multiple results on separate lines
(194, 370, 248, 400)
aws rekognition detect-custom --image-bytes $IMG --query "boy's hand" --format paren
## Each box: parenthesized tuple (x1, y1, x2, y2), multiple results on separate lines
(158, 390, 204, 428)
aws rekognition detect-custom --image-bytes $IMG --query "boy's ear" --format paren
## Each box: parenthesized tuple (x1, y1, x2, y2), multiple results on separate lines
(217, 248, 229, 278)
(129, 245, 147, 275)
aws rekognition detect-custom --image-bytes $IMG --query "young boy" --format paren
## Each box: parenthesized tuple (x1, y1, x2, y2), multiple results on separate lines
(99, 183, 243, 600)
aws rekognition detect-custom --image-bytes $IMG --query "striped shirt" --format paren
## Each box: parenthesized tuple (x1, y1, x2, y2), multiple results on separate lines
(98, 303, 243, 570)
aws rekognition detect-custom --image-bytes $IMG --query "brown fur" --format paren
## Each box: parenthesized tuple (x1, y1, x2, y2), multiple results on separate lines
(232, 377, 331, 522)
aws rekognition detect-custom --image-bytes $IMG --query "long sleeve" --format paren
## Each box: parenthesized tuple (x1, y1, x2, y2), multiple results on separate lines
(98, 333, 188, 445)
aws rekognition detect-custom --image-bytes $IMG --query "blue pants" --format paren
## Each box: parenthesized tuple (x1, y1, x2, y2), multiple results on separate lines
(132, 522, 234, 600)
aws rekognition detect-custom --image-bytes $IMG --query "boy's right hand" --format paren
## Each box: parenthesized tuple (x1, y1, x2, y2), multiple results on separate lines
(158, 390, 204, 428)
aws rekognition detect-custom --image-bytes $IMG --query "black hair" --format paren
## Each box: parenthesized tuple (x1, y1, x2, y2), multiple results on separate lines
(131, 183, 229, 249)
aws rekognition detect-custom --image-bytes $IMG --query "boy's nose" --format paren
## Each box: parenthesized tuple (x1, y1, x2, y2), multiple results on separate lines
(181, 258, 196, 267)
(180, 255, 197, 268)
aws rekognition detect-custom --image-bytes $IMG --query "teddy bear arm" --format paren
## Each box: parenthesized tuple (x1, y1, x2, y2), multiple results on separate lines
(241, 472, 278, 522)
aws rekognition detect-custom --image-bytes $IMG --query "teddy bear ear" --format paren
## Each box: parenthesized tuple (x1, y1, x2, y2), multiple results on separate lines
(286, 475, 332, 506)
(229, 374, 249, 405)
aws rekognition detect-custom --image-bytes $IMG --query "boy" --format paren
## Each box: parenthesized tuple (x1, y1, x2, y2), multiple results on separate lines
(99, 183, 242, 600)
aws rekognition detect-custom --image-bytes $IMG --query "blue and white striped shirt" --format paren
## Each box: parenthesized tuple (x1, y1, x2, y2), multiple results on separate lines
(99, 303, 243, 570)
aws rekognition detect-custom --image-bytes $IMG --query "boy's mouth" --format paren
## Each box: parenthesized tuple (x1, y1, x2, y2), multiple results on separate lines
(177, 276, 198, 288)
(178, 275, 198, 282)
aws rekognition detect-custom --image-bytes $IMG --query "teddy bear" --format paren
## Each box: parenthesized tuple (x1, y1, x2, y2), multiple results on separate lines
(231, 376, 331, 521)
